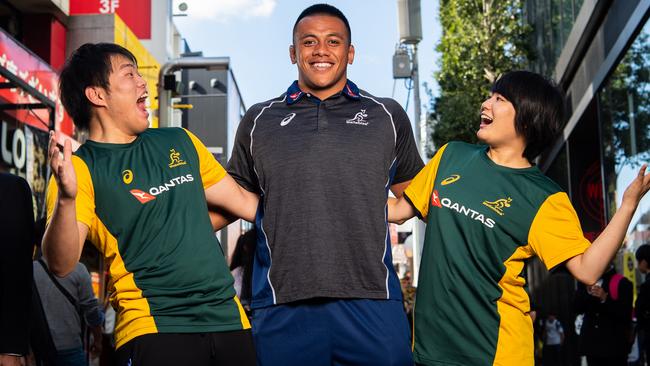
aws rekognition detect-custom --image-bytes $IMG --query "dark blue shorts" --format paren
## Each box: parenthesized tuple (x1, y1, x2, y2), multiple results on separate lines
(252, 298, 413, 366)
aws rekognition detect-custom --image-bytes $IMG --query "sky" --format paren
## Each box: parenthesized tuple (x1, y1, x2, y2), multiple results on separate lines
(172, 0, 441, 129)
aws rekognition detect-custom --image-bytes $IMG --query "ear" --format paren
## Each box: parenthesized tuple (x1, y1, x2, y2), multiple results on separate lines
(289, 45, 297, 64)
(84, 86, 108, 107)
(347, 44, 355, 65)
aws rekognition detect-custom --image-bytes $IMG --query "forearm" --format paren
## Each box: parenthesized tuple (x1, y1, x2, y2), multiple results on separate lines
(387, 197, 416, 224)
(42, 198, 80, 276)
(567, 204, 636, 285)
(209, 210, 237, 231)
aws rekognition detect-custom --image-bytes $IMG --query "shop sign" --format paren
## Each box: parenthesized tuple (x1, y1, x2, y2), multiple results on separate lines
(0, 30, 73, 135)
(1, 120, 49, 219)
(70, 0, 152, 39)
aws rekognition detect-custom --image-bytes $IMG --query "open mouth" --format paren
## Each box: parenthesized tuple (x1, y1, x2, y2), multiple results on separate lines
(480, 113, 493, 127)
(136, 93, 149, 116)
(310, 61, 334, 71)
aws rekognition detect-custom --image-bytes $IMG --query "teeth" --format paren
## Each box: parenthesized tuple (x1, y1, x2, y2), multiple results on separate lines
(313, 63, 332, 68)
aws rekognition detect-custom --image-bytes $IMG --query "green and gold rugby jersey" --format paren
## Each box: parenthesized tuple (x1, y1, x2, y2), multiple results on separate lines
(404, 142, 590, 366)
(46, 128, 250, 349)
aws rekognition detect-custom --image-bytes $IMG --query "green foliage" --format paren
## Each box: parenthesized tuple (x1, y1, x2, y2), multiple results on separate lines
(428, 0, 532, 155)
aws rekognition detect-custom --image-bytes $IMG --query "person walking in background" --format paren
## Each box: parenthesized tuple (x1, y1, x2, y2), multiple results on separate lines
(574, 265, 633, 366)
(542, 313, 564, 366)
(0, 173, 35, 366)
(635, 244, 650, 364)
(230, 228, 256, 313)
(33, 259, 103, 366)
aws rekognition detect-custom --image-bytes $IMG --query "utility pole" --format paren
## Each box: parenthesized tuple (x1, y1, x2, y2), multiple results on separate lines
(396, 0, 424, 286)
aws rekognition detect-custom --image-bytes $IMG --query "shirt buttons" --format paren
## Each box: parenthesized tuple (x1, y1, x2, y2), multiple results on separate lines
(306, 93, 311, 97)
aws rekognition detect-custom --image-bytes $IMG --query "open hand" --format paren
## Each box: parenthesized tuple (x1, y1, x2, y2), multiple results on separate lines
(621, 164, 650, 210)
(48, 131, 77, 200)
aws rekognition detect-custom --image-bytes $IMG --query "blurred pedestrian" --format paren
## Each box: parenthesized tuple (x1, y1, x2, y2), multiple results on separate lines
(230, 228, 256, 312)
(635, 244, 650, 364)
(33, 258, 103, 366)
(227, 4, 422, 365)
(0, 173, 35, 366)
(574, 265, 633, 366)
(542, 313, 564, 366)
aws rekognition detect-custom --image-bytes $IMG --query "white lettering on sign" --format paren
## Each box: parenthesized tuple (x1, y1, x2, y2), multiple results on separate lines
(1, 121, 26, 169)
(99, 0, 120, 14)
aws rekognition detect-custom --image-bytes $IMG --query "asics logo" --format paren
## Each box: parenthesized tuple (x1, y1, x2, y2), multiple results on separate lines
(280, 113, 296, 126)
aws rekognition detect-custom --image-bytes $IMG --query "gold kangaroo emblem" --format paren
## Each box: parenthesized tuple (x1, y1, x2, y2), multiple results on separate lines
(482, 197, 512, 216)
(168, 149, 187, 168)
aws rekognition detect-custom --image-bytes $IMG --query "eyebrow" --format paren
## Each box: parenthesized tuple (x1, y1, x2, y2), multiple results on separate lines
(301, 32, 345, 39)
(119, 63, 136, 70)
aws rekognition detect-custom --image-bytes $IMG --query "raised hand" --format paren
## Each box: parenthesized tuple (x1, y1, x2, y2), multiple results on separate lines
(621, 164, 650, 210)
(48, 131, 77, 200)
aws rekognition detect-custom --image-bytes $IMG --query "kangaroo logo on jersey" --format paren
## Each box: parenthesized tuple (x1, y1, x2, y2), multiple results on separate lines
(122, 169, 133, 184)
(482, 197, 512, 216)
(280, 113, 296, 126)
(168, 149, 186, 168)
(431, 190, 442, 208)
(346, 109, 368, 125)
(440, 174, 460, 186)
(130, 189, 156, 204)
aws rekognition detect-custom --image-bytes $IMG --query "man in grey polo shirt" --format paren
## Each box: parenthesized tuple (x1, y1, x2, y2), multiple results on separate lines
(228, 4, 423, 365)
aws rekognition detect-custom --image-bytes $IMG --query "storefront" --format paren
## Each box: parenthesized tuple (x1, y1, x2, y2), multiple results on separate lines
(0, 26, 75, 221)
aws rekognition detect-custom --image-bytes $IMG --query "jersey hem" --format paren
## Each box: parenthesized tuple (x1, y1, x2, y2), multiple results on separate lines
(543, 240, 590, 270)
(115, 322, 246, 349)
(251, 290, 402, 309)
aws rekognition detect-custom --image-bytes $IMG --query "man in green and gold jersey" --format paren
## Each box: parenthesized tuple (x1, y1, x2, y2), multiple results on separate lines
(388, 71, 650, 366)
(43, 43, 258, 366)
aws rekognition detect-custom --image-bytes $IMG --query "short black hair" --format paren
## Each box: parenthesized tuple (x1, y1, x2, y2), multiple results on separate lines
(292, 4, 351, 44)
(491, 71, 565, 162)
(59, 43, 137, 131)
(637, 244, 650, 263)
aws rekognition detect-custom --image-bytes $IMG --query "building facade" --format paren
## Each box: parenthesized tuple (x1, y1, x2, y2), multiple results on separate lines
(526, 0, 650, 363)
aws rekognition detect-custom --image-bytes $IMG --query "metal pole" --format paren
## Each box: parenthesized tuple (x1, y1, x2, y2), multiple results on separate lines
(411, 43, 423, 156)
(158, 56, 230, 127)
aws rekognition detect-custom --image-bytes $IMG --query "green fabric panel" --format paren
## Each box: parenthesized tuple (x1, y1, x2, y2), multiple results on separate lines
(76, 128, 242, 332)
(413, 142, 561, 364)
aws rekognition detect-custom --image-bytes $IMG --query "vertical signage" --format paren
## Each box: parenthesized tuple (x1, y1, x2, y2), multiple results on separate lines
(70, 0, 152, 39)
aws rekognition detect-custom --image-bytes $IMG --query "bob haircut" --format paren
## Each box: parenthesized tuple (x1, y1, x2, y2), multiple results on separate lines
(491, 70, 565, 162)
(636, 244, 650, 263)
(292, 4, 351, 44)
(59, 43, 137, 131)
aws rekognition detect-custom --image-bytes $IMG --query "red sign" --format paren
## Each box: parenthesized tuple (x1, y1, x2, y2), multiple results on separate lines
(70, 0, 152, 39)
(0, 29, 73, 135)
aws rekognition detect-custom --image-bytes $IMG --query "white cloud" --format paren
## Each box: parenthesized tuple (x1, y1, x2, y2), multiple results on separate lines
(174, 0, 277, 22)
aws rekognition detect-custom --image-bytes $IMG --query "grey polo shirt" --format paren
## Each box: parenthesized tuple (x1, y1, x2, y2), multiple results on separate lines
(228, 80, 423, 308)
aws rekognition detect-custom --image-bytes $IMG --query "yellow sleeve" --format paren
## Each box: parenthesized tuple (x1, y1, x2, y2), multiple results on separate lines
(403, 143, 448, 220)
(46, 156, 96, 229)
(182, 128, 227, 189)
(528, 192, 591, 270)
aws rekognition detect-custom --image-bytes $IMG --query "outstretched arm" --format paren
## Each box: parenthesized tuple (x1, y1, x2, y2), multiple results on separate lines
(566, 165, 650, 285)
(42, 133, 88, 276)
(205, 175, 259, 223)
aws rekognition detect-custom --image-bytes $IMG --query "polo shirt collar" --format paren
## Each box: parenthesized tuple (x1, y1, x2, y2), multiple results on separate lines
(285, 79, 361, 105)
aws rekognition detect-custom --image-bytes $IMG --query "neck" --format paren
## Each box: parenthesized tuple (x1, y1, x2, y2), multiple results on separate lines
(88, 115, 138, 144)
(298, 78, 348, 101)
(486, 145, 531, 169)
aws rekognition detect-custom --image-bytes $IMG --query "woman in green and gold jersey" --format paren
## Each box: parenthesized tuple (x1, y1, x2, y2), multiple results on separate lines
(388, 70, 650, 366)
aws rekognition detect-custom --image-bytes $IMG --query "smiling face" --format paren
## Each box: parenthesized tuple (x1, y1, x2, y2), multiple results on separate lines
(477, 92, 526, 152)
(290, 14, 354, 100)
(102, 54, 149, 135)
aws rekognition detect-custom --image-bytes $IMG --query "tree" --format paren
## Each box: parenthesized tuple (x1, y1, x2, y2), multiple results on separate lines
(428, 0, 532, 154)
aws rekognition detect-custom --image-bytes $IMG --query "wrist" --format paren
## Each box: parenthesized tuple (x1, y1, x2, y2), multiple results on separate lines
(57, 196, 76, 206)
(619, 201, 637, 215)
